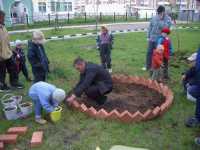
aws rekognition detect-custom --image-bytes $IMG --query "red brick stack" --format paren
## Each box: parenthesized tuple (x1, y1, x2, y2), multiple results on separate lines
(0, 126, 44, 149)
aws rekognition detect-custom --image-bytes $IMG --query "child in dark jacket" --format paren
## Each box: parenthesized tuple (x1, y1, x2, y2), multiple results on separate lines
(13, 40, 31, 81)
(28, 31, 49, 83)
(151, 45, 164, 81)
(157, 27, 173, 79)
(96, 26, 113, 73)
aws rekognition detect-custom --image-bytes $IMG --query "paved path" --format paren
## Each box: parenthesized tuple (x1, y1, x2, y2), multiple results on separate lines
(8, 22, 149, 34)
(8, 21, 188, 35)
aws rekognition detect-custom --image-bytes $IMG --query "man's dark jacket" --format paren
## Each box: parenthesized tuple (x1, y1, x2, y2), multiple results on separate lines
(74, 62, 113, 97)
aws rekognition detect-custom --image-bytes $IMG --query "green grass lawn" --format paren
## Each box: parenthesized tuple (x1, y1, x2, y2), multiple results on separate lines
(0, 27, 200, 150)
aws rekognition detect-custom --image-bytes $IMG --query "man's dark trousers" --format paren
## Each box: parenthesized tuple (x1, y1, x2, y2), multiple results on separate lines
(146, 41, 157, 70)
(0, 58, 18, 86)
(188, 85, 200, 120)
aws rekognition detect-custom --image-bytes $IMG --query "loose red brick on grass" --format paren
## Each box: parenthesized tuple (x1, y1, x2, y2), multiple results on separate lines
(0, 142, 4, 150)
(0, 134, 18, 144)
(7, 127, 28, 135)
(31, 131, 43, 148)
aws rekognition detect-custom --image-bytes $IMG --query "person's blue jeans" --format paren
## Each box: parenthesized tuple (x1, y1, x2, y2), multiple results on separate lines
(188, 85, 200, 120)
(29, 94, 42, 119)
(146, 41, 157, 70)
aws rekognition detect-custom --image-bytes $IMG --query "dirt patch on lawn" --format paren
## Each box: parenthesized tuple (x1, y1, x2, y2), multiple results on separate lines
(77, 82, 165, 114)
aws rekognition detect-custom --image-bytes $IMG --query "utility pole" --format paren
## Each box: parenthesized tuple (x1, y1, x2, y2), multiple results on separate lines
(95, 0, 99, 33)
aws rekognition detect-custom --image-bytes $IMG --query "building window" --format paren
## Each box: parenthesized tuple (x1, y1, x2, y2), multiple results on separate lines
(51, 1, 56, 12)
(38, 2, 46, 13)
(56, 2, 61, 11)
(64, 2, 72, 12)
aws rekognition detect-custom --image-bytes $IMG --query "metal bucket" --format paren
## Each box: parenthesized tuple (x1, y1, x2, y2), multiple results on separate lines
(3, 106, 18, 120)
(19, 102, 33, 116)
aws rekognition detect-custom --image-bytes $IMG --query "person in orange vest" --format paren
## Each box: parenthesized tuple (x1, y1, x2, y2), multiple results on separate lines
(150, 45, 164, 82)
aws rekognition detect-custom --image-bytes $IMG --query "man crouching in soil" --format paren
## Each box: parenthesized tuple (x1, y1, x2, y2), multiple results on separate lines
(67, 57, 113, 105)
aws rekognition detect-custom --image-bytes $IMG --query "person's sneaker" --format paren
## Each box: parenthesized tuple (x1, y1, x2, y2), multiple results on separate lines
(195, 137, 200, 146)
(11, 83, 24, 89)
(0, 84, 11, 93)
(142, 67, 147, 71)
(108, 68, 112, 73)
(35, 118, 47, 125)
(185, 117, 200, 127)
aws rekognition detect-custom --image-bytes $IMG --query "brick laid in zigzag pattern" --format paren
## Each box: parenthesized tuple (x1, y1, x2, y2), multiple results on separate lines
(68, 74, 174, 123)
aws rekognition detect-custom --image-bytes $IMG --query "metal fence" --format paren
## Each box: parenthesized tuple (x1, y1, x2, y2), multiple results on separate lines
(178, 10, 200, 22)
(4, 10, 200, 28)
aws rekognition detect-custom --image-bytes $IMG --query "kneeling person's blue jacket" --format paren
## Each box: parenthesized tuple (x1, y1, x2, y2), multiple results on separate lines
(29, 81, 58, 113)
(185, 48, 200, 86)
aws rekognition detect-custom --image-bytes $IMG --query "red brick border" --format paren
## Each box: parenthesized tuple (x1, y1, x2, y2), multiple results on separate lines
(68, 74, 174, 123)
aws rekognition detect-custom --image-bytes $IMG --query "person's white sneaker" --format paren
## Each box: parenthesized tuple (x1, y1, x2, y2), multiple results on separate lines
(35, 118, 47, 125)
(142, 67, 147, 71)
(108, 69, 112, 73)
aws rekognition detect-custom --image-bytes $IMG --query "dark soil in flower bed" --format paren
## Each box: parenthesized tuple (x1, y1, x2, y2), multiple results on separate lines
(77, 83, 165, 113)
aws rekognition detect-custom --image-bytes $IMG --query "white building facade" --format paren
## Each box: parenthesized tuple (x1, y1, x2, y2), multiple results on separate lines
(0, 0, 3, 10)
(32, 0, 75, 21)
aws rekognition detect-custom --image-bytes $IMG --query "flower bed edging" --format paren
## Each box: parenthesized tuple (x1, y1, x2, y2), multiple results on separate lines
(68, 74, 174, 123)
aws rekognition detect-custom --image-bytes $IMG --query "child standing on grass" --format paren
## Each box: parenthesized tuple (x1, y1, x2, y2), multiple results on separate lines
(151, 45, 164, 81)
(157, 27, 173, 80)
(13, 40, 31, 81)
(28, 31, 49, 83)
(96, 26, 113, 73)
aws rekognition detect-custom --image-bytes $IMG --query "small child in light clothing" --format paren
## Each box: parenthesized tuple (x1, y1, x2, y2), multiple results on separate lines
(151, 45, 164, 81)
(13, 40, 31, 81)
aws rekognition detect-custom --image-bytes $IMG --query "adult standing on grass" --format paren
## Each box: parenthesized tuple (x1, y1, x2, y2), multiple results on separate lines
(0, 10, 24, 92)
(143, 5, 172, 71)
(184, 46, 200, 145)
(28, 31, 49, 83)
(67, 57, 113, 105)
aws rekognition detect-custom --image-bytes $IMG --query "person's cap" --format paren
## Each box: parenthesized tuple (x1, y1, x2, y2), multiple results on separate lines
(161, 27, 170, 34)
(52, 88, 66, 103)
(15, 39, 23, 46)
(187, 52, 197, 61)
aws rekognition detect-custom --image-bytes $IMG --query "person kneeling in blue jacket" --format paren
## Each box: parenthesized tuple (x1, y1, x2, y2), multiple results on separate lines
(184, 46, 200, 145)
(29, 82, 66, 124)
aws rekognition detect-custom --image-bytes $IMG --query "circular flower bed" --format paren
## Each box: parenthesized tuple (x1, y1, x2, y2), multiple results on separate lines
(68, 74, 174, 123)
